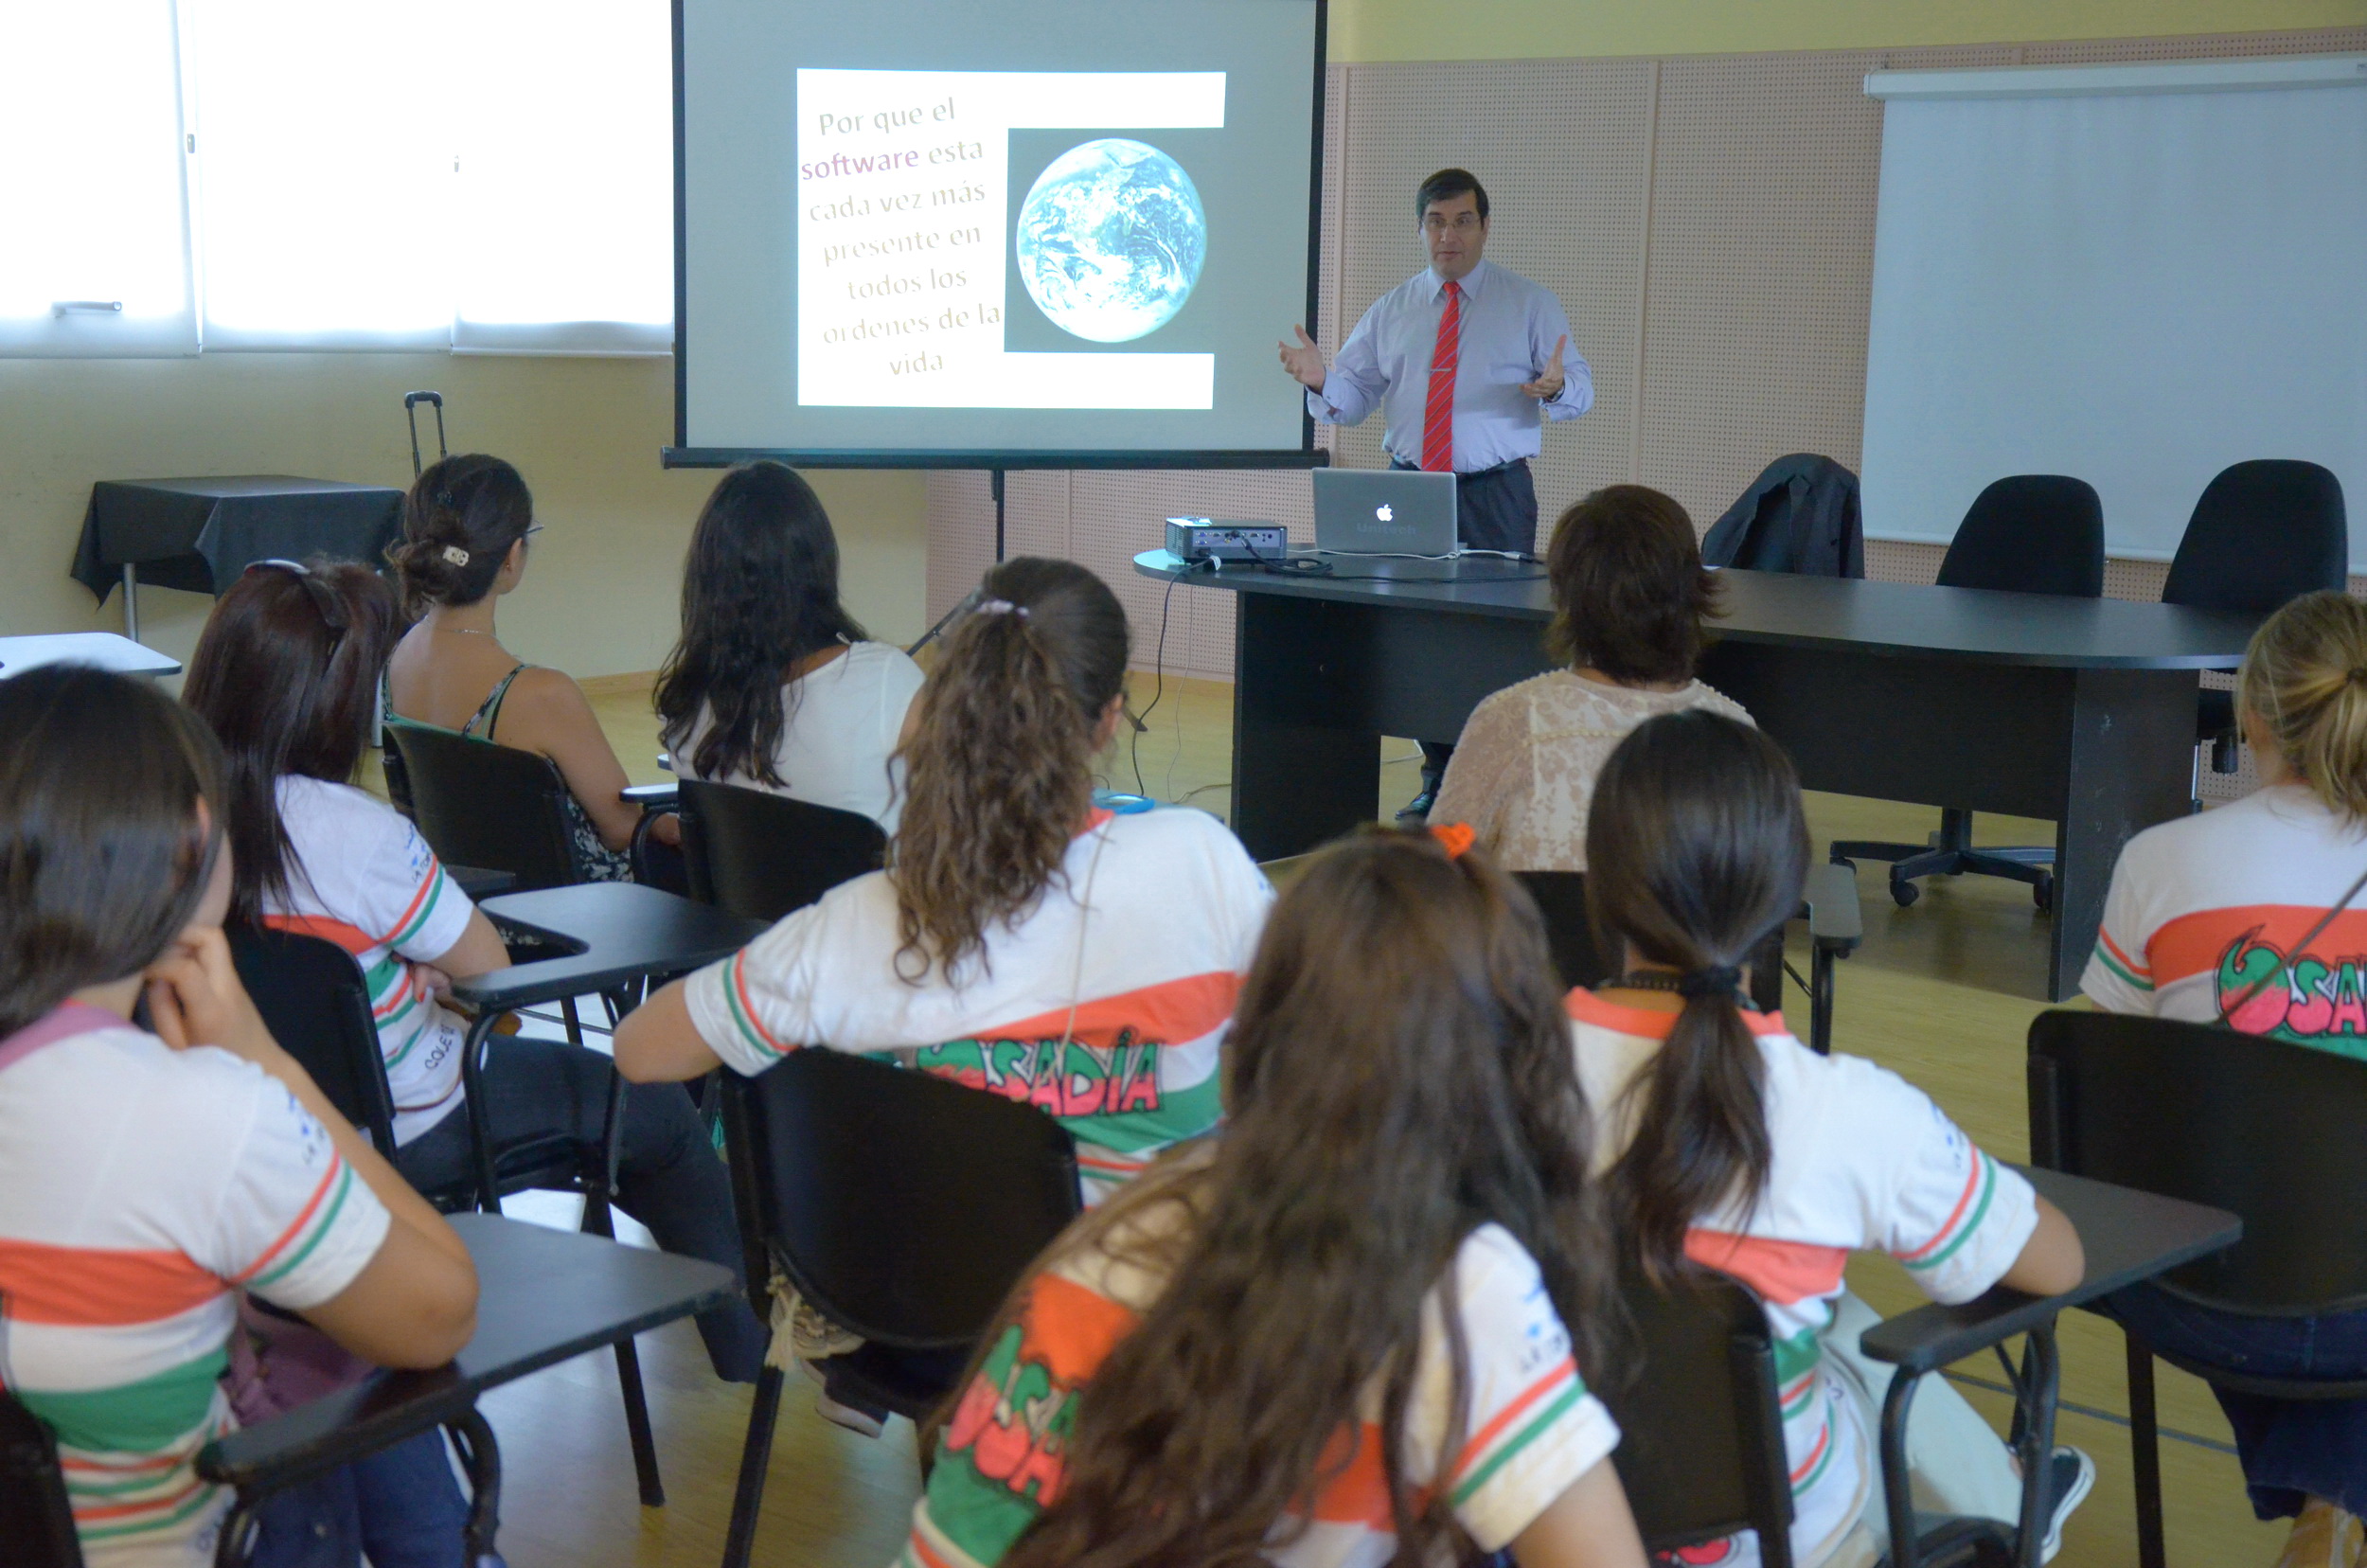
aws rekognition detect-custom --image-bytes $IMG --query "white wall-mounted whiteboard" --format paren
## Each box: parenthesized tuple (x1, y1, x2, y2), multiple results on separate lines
(1861, 56, 2367, 568)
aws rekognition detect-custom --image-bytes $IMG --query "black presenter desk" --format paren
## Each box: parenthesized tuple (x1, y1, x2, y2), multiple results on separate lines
(1133, 550, 2263, 1001)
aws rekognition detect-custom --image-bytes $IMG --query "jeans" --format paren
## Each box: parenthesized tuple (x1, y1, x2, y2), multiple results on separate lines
(2102, 1283, 2367, 1521)
(398, 1034, 766, 1382)
(245, 1429, 483, 1568)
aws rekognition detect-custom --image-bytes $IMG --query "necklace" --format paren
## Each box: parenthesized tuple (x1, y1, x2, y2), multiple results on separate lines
(435, 626, 497, 637)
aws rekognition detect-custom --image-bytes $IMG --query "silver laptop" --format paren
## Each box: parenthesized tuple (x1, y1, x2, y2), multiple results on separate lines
(1312, 469, 1460, 556)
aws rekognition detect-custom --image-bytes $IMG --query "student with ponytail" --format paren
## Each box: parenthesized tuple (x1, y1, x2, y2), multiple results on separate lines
(891, 828, 1646, 1568)
(2086, 590, 2367, 1566)
(1572, 710, 2087, 1567)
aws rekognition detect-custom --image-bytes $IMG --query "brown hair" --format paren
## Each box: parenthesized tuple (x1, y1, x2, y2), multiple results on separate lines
(1415, 167, 1490, 223)
(1584, 709, 1808, 1280)
(385, 454, 536, 620)
(967, 829, 1612, 1568)
(890, 558, 1128, 980)
(184, 561, 401, 927)
(2236, 590, 2367, 823)
(0, 667, 225, 1037)
(1545, 484, 1721, 686)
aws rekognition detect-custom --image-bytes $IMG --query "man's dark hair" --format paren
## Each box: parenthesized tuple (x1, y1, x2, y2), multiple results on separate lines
(1415, 168, 1488, 223)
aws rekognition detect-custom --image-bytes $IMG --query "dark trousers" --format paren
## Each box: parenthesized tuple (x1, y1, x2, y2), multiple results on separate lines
(1389, 458, 1540, 795)
(246, 1429, 477, 1568)
(2103, 1284, 2367, 1520)
(399, 1036, 767, 1383)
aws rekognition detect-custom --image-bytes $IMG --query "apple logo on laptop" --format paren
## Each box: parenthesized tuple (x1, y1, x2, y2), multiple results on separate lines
(1375, 504, 1394, 522)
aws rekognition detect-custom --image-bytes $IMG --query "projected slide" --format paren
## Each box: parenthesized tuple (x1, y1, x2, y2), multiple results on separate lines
(798, 70, 1221, 410)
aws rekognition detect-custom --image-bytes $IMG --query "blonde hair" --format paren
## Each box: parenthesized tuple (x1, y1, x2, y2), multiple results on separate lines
(2236, 590, 2367, 822)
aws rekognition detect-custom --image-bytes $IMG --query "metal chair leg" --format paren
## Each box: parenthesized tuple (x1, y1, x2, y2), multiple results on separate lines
(445, 1407, 505, 1564)
(614, 1334, 666, 1507)
(459, 1012, 505, 1215)
(1878, 1367, 1924, 1568)
(723, 1363, 786, 1568)
(2127, 1333, 2166, 1568)
(2010, 1323, 2063, 1568)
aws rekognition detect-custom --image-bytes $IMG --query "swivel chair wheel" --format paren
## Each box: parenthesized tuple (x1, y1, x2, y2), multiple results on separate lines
(1890, 874, 1920, 909)
(2034, 874, 2054, 914)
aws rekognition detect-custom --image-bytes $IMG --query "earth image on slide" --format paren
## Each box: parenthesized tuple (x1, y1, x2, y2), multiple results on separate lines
(1015, 138, 1206, 343)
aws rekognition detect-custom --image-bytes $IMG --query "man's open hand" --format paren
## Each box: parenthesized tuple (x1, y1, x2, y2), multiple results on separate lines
(1521, 335, 1570, 401)
(1278, 325, 1327, 391)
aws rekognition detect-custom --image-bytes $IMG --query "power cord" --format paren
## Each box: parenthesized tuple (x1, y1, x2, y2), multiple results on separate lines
(1133, 556, 1212, 794)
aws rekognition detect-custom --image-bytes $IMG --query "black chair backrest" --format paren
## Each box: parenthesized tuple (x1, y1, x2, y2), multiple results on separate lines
(1597, 1265, 1796, 1568)
(0, 1389, 85, 1568)
(1515, 870, 1783, 1013)
(721, 1049, 1082, 1348)
(2029, 1008, 2367, 1313)
(678, 779, 887, 923)
(226, 924, 398, 1155)
(2161, 459, 2347, 615)
(1938, 476, 2105, 597)
(384, 719, 579, 892)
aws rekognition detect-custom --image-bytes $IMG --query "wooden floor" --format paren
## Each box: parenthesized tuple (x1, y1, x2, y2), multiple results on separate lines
(455, 675, 2284, 1568)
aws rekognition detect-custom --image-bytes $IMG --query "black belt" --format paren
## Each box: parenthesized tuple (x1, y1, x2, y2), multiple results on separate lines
(1387, 456, 1530, 478)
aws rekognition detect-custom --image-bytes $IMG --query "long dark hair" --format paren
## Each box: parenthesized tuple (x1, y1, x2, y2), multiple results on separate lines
(1585, 710, 1809, 1280)
(0, 667, 226, 1036)
(974, 829, 1612, 1568)
(1545, 484, 1721, 684)
(653, 462, 867, 787)
(384, 454, 536, 620)
(891, 558, 1128, 980)
(184, 561, 401, 927)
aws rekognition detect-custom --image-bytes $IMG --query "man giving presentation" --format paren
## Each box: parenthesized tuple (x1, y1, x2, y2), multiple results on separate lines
(1279, 167, 1593, 817)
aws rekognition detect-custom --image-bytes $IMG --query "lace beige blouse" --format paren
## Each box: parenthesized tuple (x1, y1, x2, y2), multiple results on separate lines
(1429, 670, 1753, 873)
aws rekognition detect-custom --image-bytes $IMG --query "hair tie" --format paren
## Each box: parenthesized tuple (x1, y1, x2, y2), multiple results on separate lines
(1429, 821, 1475, 859)
(974, 598, 1028, 619)
(440, 544, 471, 567)
(1676, 965, 1743, 1001)
(435, 489, 455, 508)
(2348, 666, 2367, 686)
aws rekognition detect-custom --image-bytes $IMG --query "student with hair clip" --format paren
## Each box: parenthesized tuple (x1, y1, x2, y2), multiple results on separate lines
(654, 460, 923, 831)
(1430, 484, 1748, 866)
(889, 828, 1646, 1568)
(383, 453, 673, 882)
(615, 557, 1272, 1427)
(2085, 589, 2367, 1567)
(1570, 709, 2089, 1567)
(0, 666, 477, 1568)
(184, 561, 765, 1385)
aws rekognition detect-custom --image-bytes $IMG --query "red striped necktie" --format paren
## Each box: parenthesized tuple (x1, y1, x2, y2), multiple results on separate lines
(1420, 278, 1463, 473)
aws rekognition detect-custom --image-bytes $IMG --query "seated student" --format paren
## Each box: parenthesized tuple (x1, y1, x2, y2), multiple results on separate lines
(383, 454, 673, 882)
(1431, 485, 1748, 871)
(654, 461, 924, 833)
(2084, 589, 2367, 1565)
(1566, 710, 2090, 1567)
(889, 829, 1647, 1568)
(184, 561, 763, 1383)
(0, 666, 477, 1568)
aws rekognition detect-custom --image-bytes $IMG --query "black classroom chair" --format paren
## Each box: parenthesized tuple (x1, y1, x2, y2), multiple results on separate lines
(678, 778, 887, 923)
(1516, 864, 1862, 1055)
(223, 922, 674, 1508)
(1832, 475, 2105, 913)
(2029, 1008, 2367, 1568)
(717, 1049, 1082, 1568)
(1, 1388, 83, 1568)
(2160, 459, 2347, 775)
(1602, 1265, 2016, 1568)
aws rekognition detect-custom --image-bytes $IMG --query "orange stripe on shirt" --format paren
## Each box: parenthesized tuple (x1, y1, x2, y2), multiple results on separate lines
(259, 914, 378, 958)
(1896, 1156, 1984, 1265)
(2148, 905, 2367, 990)
(378, 862, 440, 948)
(226, 1158, 342, 1286)
(1017, 1273, 1141, 1387)
(1683, 1232, 1849, 1308)
(1307, 1421, 1395, 1526)
(906, 1529, 960, 1568)
(1450, 1357, 1577, 1480)
(986, 971, 1242, 1050)
(0, 1239, 223, 1326)
(1565, 989, 1787, 1040)
(2097, 927, 2148, 978)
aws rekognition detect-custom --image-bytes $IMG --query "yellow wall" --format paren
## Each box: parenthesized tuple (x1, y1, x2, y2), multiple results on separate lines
(1330, 0, 2367, 62)
(0, 353, 929, 680)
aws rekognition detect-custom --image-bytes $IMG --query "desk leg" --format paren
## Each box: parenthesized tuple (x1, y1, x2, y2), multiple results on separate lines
(2012, 1322, 2064, 1568)
(446, 1408, 504, 1563)
(1879, 1368, 1923, 1568)
(2051, 670, 2195, 1001)
(121, 563, 139, 642)
(1231, 595, 1379, 861)
(459, 1014, 504, 1215)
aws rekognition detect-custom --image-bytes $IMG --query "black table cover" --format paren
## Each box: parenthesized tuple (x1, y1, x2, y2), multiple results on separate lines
(73, 475, 404, 603)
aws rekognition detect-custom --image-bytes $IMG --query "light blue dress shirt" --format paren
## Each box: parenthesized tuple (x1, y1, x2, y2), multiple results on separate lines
(1307, 258, 1593, 472)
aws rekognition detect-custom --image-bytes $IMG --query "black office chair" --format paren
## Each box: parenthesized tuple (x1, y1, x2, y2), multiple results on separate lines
(223, 922, 672, 1507)
(1, 1389, 84, 1568)
(2029, 1008, 2367, 1568)
(2160, 460, 2347, 775)
(385, 720, 583, 894)
(678, 779, 887, 923)
(1832, 476, 2105, 912)
(718, 1049, 1082, 1568)
(1516, 864, 1862, 1055)
(1602, 1265, 2016, 1568)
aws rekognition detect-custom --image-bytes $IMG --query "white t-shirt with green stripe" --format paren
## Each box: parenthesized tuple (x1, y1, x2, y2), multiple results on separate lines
(260, 776, 478, 1146)
(1568, 991, 2039, 1567)
(897, 1212, 1618, 1568)
(0, 1006, 392, 1568)
(683, 806, 1271, 1202)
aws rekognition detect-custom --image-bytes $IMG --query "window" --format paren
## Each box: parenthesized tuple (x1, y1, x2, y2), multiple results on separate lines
(2, 0, 673, 358)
